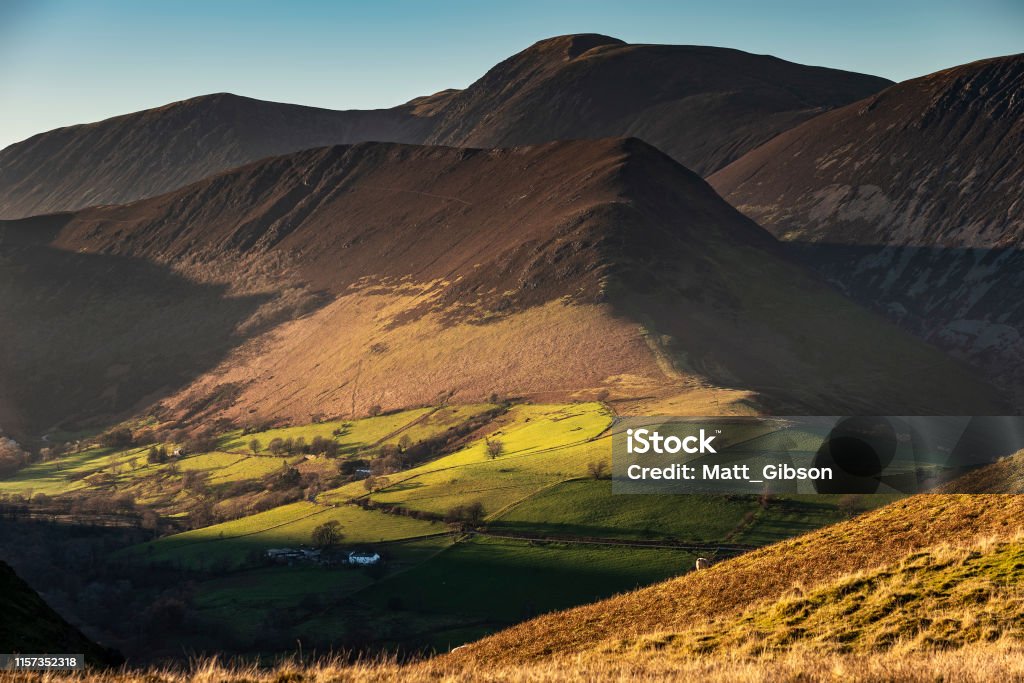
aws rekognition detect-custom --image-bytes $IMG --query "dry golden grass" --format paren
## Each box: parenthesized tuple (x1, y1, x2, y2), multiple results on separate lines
(451, 493, 1024, 663)
(7, 642, 1024, 682)
(612, 534, 1024, 658)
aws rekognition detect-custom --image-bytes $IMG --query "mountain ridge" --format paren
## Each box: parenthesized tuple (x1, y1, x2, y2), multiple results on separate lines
(0, 138, 1004, 435)
(0, 34, 892, 219)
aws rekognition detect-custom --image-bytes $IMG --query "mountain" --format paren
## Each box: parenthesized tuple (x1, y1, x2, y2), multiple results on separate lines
(0, 93, 433, 219)
(710, 54, 1024, 247)
(0, 35, 891, 219)
(424, 34, 892, 176)
(709, 54, 1024, 394)
(0, 139, 1002, 435)
(0, 560, 119, 666)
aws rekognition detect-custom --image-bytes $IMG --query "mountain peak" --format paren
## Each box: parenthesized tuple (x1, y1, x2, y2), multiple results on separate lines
(526, 33, 626, 60)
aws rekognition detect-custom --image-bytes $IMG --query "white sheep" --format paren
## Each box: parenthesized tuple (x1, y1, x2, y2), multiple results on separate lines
(695, 557, 711, 570)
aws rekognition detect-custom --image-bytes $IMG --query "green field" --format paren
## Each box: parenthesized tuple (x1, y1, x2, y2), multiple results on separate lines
(491, 479, 896, 546)
(491, 479, 756, 541)
(3, 399, 895, 655)
(129, 501, 447, 569)
(324, 403, 613, 516)
(359, 536, 695, 621)
(216, 405, 493, 456)
(0, 404, 499, 511)
(0, 445, 149, 496)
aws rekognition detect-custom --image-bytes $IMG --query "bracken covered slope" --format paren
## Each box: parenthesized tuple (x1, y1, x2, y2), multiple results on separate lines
(0, 139, 1003, 434)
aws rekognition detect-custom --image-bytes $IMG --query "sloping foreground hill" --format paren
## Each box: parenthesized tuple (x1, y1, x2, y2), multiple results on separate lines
(0, 139, 1002, 434)
(0, 34, 890, 218)
(710, 54, 1024, 394)
(13, 488, 1024, 680)
(0, 561, 118, 667)
(447, 491, 1024, 665)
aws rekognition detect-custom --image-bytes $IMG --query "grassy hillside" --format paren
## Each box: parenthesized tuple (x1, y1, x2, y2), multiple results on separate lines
(452, 492, 1024, 663)
(4, 399, 916, 656)
(127, 501, 447, 570)
(617, 536, 1024, 658)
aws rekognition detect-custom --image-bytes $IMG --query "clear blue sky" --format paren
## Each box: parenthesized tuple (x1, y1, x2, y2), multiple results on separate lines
(1, 0, 1021, 150)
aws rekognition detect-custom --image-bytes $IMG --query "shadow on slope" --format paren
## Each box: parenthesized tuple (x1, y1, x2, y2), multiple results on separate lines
(786, 241, 1024, 401)
(0, 221, 274, 435)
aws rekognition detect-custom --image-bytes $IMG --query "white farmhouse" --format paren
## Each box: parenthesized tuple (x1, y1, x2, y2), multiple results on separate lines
(348, 551, 381, 566)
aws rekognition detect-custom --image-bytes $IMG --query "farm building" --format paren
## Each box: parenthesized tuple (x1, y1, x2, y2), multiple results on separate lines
(265, 548, 321, 564)
(348, 550, 381, 566)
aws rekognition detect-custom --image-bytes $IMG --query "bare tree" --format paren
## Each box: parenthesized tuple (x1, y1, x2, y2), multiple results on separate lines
(312, 520, 344, 548)
(587, 460, 610, 479)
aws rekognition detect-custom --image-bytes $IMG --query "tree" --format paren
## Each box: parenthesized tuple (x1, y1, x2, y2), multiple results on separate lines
(312, 520, 344, 548)
(368, 404, 383, 417)
(364, 475, 389, 492)
(587, 459, 610, 480)
(464, 501, 486, 526)
(183, 431, 218, 454)
(99, 427, 133, 449)
(249, 438, 262, 455)
(273, 466, 301, 490)
(147, 446, 169, 465)
(838, 494, 864, 518)
(445, 502, 486, 528)
(485, 438, 504, 459)
(268, 438, 285, 455)
(398, 435, 413, 452)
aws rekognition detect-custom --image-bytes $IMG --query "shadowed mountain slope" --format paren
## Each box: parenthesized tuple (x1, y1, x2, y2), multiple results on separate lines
(710, 54, 1024, 395)
(0, 139, 1003, 434)
(0, 560, 119, 666)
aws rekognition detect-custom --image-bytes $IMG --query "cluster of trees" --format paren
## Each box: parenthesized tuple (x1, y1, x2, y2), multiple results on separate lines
(0, 436, 30, 477)
(265, 435, 339, 457)
(99, 427, 134, 449)
(445, 501, 486, 527)
(147, 446, 170, 464)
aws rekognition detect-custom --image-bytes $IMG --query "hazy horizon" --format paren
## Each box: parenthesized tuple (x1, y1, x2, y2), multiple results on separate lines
(1, 0, 1022, 150)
